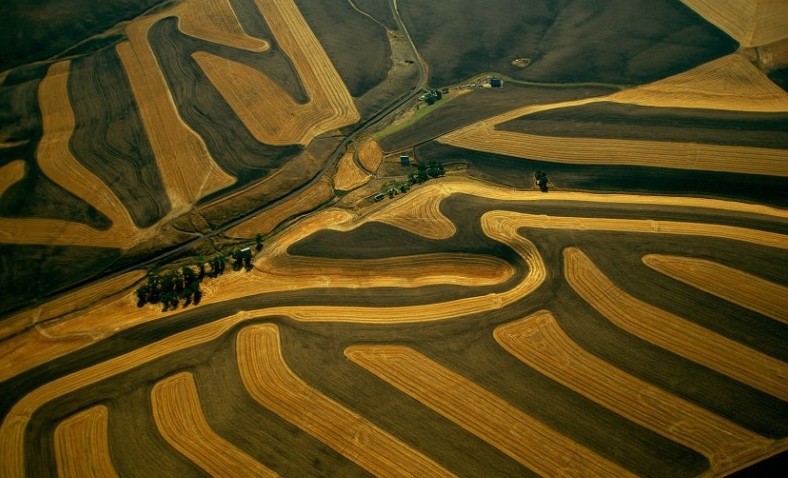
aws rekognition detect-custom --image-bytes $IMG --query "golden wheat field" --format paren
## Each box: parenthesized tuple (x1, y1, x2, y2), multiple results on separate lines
(1, 0, 787, 476)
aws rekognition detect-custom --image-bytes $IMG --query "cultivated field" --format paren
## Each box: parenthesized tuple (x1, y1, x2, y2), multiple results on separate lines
(1, 0, 787, 476)
(2, 177, 786, 476)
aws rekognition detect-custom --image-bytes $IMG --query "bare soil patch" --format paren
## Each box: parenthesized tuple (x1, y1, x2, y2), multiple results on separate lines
(69, 48, 170, 228)
(398, 0, 736, 86)
(498, 101, 788, 149)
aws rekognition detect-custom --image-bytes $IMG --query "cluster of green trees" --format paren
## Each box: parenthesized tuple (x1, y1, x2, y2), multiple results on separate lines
(135, 265, 205, 311)
(421, 89, 443, 105)
(385, 161, 445, 198)
(136, 236, 264, 311)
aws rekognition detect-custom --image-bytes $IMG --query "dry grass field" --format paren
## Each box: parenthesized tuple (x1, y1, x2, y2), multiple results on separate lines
(680, 0, 788, 47)
(2, 0, 787, 476)
(333, 150, 371, 191)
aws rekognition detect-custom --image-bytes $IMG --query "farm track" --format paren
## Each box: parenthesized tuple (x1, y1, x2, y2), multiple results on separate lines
(237, 323, 455, 478)
(643, 255, 788, 325)
(53, 405, 117, 478)
(565, 247, 788, 402)
(345, 344, 637, 477)
(151, 371, 279, 477)
(495, 311, 781, 476)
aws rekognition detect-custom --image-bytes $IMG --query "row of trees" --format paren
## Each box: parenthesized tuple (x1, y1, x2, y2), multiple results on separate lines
(385, 161, 445, 198)
(136, 239, 264, 312)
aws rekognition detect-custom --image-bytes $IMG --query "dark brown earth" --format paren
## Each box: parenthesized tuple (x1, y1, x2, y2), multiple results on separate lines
(397, 0, 738, 87)
(497, 101, 788, 149)
(149, 17, 303, 185)
(295, 0, 391, 98)
(379, 84, 617, 152)
(415, 141, 788, 208)
(0, 0, 160, 72)
(69, 47, 170, 228)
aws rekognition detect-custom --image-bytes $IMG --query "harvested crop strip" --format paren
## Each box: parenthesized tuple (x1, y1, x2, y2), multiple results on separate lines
(680, 1, 788, 47)
(345, 344, 636, 477)
(495, 310, 777, 475)
(236, 323, 454, 477)
(644, 254, 788, 325)
(151, 371, 279, 477)
(333, 150, 370, 191)
(54, 405, 118, 478)
(564, 247, 788, 401)
(177, 0, 270, 52)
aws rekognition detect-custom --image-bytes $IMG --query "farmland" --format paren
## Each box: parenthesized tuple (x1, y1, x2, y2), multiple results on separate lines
(1, 0, 787, 476)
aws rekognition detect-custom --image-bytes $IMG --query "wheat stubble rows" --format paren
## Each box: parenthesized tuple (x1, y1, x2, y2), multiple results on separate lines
(2, 178, 786, 477)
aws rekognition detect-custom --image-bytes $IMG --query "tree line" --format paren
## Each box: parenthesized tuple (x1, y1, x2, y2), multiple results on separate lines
(136, 236, 263, 312)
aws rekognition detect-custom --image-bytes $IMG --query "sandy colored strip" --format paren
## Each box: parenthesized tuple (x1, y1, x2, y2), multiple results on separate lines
(0, 160, 25, 197)
(119, 14, 234, 211)
(644, 254, 788, 325)
(54, 405, 118, 478)
(151, 372, 279, 477)
(177, 0, 269, 52)
(680, 0, 788, 47)
(565, 247, 788, 401)
(357, 139, 384, 173)
(334, 150, 371, 190)
(236, 323, 454, 478)
(496, 310, 777, 475)
(345, 344, 636, 477)
(195, 0, 359, 146)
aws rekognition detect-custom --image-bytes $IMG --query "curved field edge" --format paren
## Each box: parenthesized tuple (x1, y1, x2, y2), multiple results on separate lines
(151, 371, 279, 477)
(494, 310, 780, 476)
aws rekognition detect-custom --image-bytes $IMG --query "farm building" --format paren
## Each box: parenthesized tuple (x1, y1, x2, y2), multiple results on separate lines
(490, 77, 502, 88)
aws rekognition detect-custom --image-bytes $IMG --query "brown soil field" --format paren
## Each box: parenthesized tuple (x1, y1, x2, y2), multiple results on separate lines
(34, 61, 137, 239)
(680, 0, 788, 47)
(441, 99, 788, 178)
(0, 160, 25, 197)
(495, 310, 779, 476)
(565, 247, 788, 402)
(68, 47, 171, 228)
(177, 0, 270, 53)
(53, 405, 117, 478)
(151, 371, 279, 477)
(643, 255, 788, 325)
(333, 150, 371, 191)
(293, 0, 391, 98)
(379, 84, 617, 153)
(227, 177, 333, 238)
(398, 0, 736, 86)
(356, 139, 384, 173)
(345, 344, 636, 477)
(237, 323, 454, 477)
(497, 101, 788, 150)
(118, 9, 236, 212)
